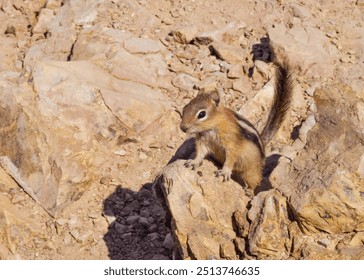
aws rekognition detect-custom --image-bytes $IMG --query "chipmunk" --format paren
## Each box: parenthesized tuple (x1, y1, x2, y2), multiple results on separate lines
(180, 61, 293, 190)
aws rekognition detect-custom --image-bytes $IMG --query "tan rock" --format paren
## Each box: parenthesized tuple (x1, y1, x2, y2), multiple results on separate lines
(0, 169, 47, 259)
(69, 0, 98, 25)
(156, 160, 249, 259)
(268, 22, 336, 78)
(197, 76, 218, 92)
(233, 208, 250, 238)
(220, 241, 238, 260)
(254, 60, 271, 80)
(227, 64, 244, 79)
(46, 0, 63, 9)
(124, 37, 165, 54)
(0, 59, 169, 215)
(291, 171, 364, 234)
(288, 85, 364, 234)
(171, 25, 198, 44)
(171, 73, 199, 91)
(32, 60, 168, 132)
(32, 8, 55, 34)
(297, 232, 364, 259)
(289, 2, 312, 19)
(71, 28, 170, 89)
(195, 22, 245, 45)
(237, 78, 274, 126)
(210, 43, 244, 64)
(247, 190, 290, 259)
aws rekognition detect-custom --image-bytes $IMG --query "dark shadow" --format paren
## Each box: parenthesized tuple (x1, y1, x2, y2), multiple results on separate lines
(103, 184, 174, 260)
(254, 153, 282, 195)
(249, 36, 273, 78)
(251, 36, 273, 62)
(168, 137, 195, 164)
(290, 123, 302, 141)
(263, 153, 282, 177)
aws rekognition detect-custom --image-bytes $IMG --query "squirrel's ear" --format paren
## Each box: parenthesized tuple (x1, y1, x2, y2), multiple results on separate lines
(210, 90, 220, 106)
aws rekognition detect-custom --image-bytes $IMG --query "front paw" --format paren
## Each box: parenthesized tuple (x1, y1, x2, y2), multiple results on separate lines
(184, 159, 202, 170)
(214, 168, 232, 182)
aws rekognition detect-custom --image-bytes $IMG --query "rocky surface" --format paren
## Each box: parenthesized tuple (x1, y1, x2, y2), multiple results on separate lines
(0, 0, 363, 259)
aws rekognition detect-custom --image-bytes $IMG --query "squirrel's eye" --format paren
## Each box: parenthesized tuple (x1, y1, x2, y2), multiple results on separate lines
(197, 110, 206, 119)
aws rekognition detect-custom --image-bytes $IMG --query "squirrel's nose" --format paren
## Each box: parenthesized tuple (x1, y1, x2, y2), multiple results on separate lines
(180, 123, 188, 133)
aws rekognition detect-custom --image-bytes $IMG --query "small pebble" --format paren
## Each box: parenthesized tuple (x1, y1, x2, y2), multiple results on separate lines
(11, 194, 25, 204)
(126, 215, 140, 225)
(114, 149, 127, 156)
(139, 152, 148, 160)
(56, 218, 68, 226)
(138, 216, 151, 227)
(148, 224, 158, 232)
(140, 209, 151, 218)
(103, 214, 116, 225)
(162, 233, 175, 249)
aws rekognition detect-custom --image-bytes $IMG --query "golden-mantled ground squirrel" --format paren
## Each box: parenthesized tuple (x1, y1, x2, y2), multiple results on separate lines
(180, 61, 293, 190)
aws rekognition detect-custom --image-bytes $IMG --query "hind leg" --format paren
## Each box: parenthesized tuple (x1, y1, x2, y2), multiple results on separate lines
(241, 161, 263, 191)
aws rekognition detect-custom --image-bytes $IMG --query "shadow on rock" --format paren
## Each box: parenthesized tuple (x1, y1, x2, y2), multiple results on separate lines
(168, 137, 196, 164)
(254, 153, 282, 195)
(103, 184, 173, 260)
(251, 36, 273, 62)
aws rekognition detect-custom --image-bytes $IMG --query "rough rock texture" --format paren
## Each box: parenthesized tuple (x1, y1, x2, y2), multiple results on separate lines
(247, 190, 291, 259)
(156, 160, 249, 259)
(0, 0, 363, 259)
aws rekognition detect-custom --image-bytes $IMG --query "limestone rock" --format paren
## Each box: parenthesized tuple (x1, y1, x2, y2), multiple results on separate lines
(220, 241, 238, 260)
(171, 73, 199, 91)
(195, 22, 245, 45)
(232, 77, 251, 95)
(197, 76, 218, 92)
(0, 59, 169, 215)
(23, 0, 81, 65)
(268, 22, 337, 78)
(46, 0, 63, 10)
(72, 28, 170, 89)
(32, 60, 168, 133)
(0, 169, 48, 259)
(227, 64, 245, 79)
(237, 78, 275, 127)
(289, 2, 312, 19)
(296, 232, 364, 259)
(289, 85, 364, 234)
(156, 160, 250, 259)
(247, 190, 290, 259)
(124, 37, 165, 54)
(210, 44, 244, 64)
(254, 60, 271, 80)
(291, 171, 364, 234)
(233, 209, 250, 238)
(32, 8, 55, 34)
(171, 25, 198, 44)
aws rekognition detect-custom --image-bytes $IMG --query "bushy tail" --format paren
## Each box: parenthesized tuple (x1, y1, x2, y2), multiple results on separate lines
(261, 61, 294, 145)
